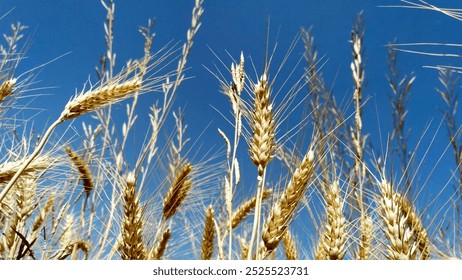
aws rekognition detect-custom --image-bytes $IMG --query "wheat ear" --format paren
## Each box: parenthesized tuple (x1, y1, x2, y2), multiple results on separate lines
(62, 76, 142, 120)
(399, 194, 431, 259)
(0, 78, 16, 104)
(315, 180, 347, 260)
(249, 74, 275, 175)
(0, 156, 52, 184)
(120, 171, 146, 260)
(201, 206, 215, 260)
(231, 189, 272, 229)
(282, 230, 298, 260)
(247, 73, 276, 259)
(150, 228, 171, 260)
(65, 147, 94, 197)
(163, 162, 193, 220)
(378, 179, 418, 260)
(261, 149, 315, 254)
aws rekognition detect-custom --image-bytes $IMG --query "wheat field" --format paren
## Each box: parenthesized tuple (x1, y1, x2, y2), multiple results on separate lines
(0, 0, 461, 260)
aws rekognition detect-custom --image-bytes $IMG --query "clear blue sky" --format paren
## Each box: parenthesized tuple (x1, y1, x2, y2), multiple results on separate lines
(2, 0, 461, 256)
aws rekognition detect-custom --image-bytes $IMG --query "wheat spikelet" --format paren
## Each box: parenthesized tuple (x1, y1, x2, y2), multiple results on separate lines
(65, 146, 94, 197)
(151, 228, 171, 260)
(378, 179, 418, 260)
(231, 189, 272, 229)
(249, 74, 275, 176)
(282, 230, 298, 260)
(262, 150, 315, 253)
(120, 171, 146, 260)
(201, 206, 215, 260)
(163, 162, 193, 220)
(315, 180, 346, 260)
(0, 78, 16, 104)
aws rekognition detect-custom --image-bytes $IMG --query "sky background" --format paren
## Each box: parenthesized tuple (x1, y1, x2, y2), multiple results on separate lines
(1, 0, 462, 254)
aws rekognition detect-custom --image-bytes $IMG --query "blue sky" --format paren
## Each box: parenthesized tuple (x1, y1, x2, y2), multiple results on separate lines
(2, 0, 462, 257)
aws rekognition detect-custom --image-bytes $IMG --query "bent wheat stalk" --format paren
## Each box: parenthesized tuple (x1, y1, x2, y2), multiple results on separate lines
(0, 61, 148, 204)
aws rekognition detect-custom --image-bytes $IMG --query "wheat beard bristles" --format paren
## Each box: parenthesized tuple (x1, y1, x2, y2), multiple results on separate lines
(250, 74, 275, 176)
(315, 180, 346, 260)
(261, 150, 315, 253)
(162, 162, 193, 220)
(378, 179, 418, 260)
(61, 76, 142, 120)
(120, 172, 146, 260)
(201, 206, 215, 260)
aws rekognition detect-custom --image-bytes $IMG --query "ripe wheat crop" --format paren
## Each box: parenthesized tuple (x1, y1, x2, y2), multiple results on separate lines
(0, 0, 461, 260)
